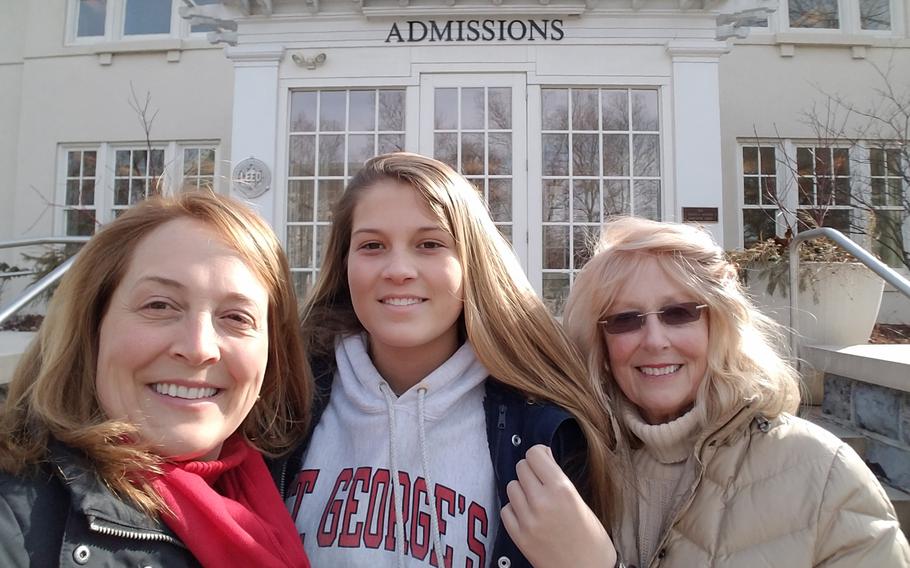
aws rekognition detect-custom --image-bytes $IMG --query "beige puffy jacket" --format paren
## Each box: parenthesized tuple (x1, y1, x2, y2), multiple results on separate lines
(616, 403, 910, 568)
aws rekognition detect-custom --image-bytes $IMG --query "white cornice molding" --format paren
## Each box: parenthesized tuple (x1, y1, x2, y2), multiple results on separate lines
(224, 44, 286, 63)
(666, 37, 731, 59)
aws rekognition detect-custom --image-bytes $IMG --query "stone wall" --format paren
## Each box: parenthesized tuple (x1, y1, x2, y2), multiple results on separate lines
(823, 373, 910, 492)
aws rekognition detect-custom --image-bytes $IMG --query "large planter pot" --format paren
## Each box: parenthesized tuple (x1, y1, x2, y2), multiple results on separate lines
(745, 262, 885, 346)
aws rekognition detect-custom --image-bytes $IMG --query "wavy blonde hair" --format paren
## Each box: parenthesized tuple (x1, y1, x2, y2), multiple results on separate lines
(0, 192, 312, 515)
(564, 216, 799, 431)
(302, 152, 621, 525)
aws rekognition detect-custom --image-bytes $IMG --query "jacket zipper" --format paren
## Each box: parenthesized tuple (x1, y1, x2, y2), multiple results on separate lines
(493, 404, 507, 469)
(88, 516, 186, 548)
(645, 405, 754, 568)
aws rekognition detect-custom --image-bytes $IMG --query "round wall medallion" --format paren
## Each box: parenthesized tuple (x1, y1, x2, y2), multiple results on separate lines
(232, 157, 271, 198)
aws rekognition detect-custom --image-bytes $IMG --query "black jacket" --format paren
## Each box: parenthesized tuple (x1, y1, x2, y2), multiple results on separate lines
(268, 360, 589, 568)
(0, 441, 197, 568)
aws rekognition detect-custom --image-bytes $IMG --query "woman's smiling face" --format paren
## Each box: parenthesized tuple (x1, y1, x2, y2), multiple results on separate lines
(95, 218, 270, 461)
(603, 257, 709, 424)
(346, 178, 464, 375)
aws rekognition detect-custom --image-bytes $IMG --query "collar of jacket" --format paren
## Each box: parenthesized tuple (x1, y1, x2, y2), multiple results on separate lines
(692, 397, 765, 458)
(47, 440, 182, 543)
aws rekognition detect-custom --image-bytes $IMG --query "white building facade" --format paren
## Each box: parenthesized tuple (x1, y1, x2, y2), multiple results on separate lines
(1, 0, 908, 318)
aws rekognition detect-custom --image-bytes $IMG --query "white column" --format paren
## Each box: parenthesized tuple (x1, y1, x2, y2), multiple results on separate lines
(667, 39, 730, 246)
(225, 45, 284, 225)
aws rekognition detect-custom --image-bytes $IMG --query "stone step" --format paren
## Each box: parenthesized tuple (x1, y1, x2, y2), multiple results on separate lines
(800, 405, 868, 459)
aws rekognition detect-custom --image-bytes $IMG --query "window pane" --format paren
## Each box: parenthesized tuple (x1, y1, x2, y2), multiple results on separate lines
(434, 133, 457, 169)
(488, 179, 512, 222)
(378, 134, 405, 154)
(572, 180, 600, 222)
(860, 0, 891, 29)
(435, 89, 458, 130)
(543, 180, 569, 222)
(873, 210, 905, 267)
(286, 225, 313, 269)
(317, 179, 344, 221)
(633, 134, 660, 176)
(378, 90, 405, 131)
(542, 134, 569, 176)
(349, 91, 376, 131)
(573, 134, 598, 176)
(77, 0, 106, 37)
(462, 88, 485, 130)
(604, 180, 630, 216)
(290, 91, 318, 132)
(542, 89, 568, 130)
(66, 209, 96, 236)
(124, 0, 171, 35)
(347, 134, 373, 174)
(744, 177, 760, 205)
(461, 133, 484, 175)
(742, 147, 758, 175)
(572, 90, 598, 131)
(318, 135, 345, 176)
(789, 0, 839, 28)
(542, 273, 570, 315)
(603, 134, 629, 176)
(743, 209, 777, 247)
(488, 88, 511, 130)
(543, 226, 569, 269)
(573, 225, 597, 269)
(66, 180, 80, 206)
(488, 133, 512, 176)
(634, 180, 661, 220)
(289, 135, 316, 177)
(287, 180, 315, 223)
(319, 91, 346, 131)
(602, 90, 628, 131)
(760, 147, 775, 175)
(631, 90, 659, 131)
(199, 149, 215, 175)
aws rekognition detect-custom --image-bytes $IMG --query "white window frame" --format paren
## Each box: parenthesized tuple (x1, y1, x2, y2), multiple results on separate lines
(737, 140, 909, 269)
(66, 0, 199, 45)
(55, 141, 220, 234)
(777, 0, 904, 34)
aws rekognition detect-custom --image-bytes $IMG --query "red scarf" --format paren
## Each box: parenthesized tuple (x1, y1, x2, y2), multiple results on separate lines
(151, 435, 311, 568)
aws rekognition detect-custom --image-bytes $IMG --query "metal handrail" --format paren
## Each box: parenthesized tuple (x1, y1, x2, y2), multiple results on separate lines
(789, 227, 910, 357)
(0, 237, 89, 327)
(0, 237, 90, 250)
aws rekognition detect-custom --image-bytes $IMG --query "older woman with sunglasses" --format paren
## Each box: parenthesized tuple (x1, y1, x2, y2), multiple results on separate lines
(502, 217, 908, 568)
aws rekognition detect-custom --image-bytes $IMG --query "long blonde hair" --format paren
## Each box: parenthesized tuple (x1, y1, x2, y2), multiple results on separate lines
(564, 216, 799, 431)
(0, 192, 312, 515)
(302, 152, 621, 525)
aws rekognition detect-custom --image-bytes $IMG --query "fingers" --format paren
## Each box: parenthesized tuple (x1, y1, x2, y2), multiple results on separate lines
(524, 444, 568, 487)
(506, 478, 531, 522)
(500, 502, 520, 540)
(515, 455, 543, 492)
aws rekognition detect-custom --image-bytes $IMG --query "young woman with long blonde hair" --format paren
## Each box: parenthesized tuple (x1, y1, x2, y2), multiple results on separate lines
(270, 152, 622, 568)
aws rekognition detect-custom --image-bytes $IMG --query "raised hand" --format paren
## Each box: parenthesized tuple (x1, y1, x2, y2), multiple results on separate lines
(501, 444, 617, 568)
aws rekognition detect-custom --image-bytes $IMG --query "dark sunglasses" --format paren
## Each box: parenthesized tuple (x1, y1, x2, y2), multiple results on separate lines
(599, 302, 708, 335)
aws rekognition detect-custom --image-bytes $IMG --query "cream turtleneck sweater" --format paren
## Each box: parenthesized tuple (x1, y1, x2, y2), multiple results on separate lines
(620, 403, 703, 567)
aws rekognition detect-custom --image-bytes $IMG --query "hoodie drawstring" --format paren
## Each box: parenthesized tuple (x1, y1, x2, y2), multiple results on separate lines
(417, 386, 446, 566)
(379, 382, 407, 568)
(378, 382, 446, 568)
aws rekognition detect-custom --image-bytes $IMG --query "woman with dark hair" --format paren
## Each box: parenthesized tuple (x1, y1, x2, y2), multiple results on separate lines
(0, 192, 312, 567)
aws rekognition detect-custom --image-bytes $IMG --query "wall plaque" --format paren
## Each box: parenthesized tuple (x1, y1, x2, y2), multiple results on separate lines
(232, 157, 271, 199)
(682, 207, 719, 223)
